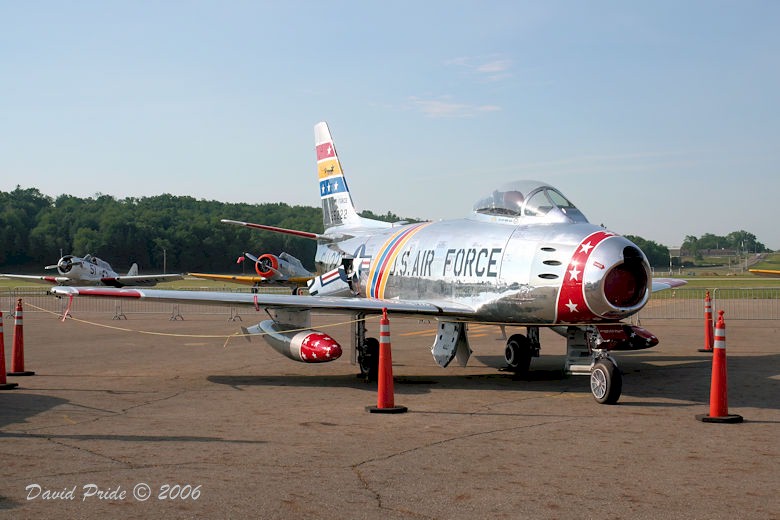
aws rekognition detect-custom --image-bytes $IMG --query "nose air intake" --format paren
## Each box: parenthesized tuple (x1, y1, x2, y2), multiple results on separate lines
(579, 236, 651, 320)
(603, 247, 648, 308)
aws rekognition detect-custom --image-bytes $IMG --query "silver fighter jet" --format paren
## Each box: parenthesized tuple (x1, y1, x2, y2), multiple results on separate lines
(52, 122, 684, 404)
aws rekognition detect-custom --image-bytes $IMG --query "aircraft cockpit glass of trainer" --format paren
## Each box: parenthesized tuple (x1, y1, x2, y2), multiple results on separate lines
(472, 180, 589, 224)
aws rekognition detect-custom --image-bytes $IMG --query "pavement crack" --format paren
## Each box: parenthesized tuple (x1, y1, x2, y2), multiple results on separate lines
(46, 437, 133, 468)
(352, 416, 580, 517)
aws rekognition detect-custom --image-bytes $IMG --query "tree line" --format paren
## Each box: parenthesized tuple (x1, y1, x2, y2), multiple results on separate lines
(1, 187, 326, 272)
(681, 232, 768, 259)
(0, 186, 769, 273)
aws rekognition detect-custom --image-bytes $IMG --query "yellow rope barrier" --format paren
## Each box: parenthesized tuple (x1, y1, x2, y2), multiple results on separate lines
(25, 302, 380, 346)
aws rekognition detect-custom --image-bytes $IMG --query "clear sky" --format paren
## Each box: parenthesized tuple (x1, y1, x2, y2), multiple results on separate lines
(2, 1, 778, 249)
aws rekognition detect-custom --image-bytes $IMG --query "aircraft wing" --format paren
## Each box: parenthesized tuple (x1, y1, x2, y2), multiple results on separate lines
(749, 269, 780, 277)
(0, 274, 68, 285)
(50, 286, 476, 317)
(105, 274, 185, 287)
(188, 273, 313, 286)
(651, 278, 687, 292)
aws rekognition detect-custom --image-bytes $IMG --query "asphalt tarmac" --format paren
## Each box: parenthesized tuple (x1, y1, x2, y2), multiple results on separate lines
(0, 309, 777, 519)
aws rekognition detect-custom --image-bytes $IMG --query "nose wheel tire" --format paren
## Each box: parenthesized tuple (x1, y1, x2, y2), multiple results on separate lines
(590, 359, 622, 404)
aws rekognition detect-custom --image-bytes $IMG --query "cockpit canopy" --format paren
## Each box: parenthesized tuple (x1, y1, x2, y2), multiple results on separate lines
(472, 180, 589, 224)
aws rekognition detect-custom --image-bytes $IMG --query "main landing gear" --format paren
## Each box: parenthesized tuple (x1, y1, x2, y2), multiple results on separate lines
(358, 337, 379, 382)
(503, 328, 540, 375)
(352, 312, 379, 382)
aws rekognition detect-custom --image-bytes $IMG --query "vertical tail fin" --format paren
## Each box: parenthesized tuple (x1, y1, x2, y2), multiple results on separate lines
(315, 122, 361, 229)
(127, 263, 139, 276)
(314, 122, 365, 230)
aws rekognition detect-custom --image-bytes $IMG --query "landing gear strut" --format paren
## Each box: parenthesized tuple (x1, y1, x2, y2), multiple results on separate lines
(358, 337, 379, 382)
(352, 312, 379, 381)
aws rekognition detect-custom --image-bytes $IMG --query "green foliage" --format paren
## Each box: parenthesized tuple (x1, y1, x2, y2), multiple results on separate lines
(682, 231, 768, 257)
(0, 186, 52, 265)
(1, 188, 325, 272)
(359, 209, 421, 224)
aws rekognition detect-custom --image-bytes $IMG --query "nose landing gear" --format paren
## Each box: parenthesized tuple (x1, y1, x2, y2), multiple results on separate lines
(590, 355, 622, 405)
(566, 326, 624, 404)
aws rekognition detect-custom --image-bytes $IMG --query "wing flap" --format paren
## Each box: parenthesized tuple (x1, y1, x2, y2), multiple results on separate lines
(188, 273, 313, 286)
(109, 274, 185, 287)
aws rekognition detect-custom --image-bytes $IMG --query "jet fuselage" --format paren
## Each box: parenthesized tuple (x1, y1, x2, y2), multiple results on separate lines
(315, 217, 650, 325)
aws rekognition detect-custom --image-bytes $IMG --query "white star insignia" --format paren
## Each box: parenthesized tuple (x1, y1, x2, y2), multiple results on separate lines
(565, 300, 578, 313)
(353, 247, 373, 274)
(327, 145, 332, 155)
(579, 242, 593, 254)
(568, 267, 581, 281)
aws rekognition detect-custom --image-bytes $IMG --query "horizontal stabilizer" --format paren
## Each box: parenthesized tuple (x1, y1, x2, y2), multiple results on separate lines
(220, 219, 352, 242)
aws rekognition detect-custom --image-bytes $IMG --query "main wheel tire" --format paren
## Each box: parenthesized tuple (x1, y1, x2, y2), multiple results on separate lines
(359, 337, 379, 381)
(504, 334, 532, 374)
(590, 359, 622, 405)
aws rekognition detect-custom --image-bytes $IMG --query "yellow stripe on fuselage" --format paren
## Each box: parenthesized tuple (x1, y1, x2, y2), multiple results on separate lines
(367, 223, 432, 299)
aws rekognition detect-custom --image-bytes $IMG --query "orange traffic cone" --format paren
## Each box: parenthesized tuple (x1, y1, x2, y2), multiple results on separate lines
(698, 291, 714, 353)
(367, 309, 407, 414)
(8, 299, 35, 376)
(697, 311, 742, 423)
(0, 311, 19, 390)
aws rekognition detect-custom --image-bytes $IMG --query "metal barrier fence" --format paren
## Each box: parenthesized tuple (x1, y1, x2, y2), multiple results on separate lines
(3, 286, 779, 321)
(637, 287, 780, 320)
